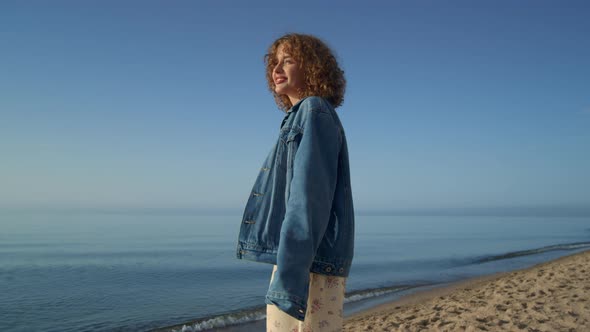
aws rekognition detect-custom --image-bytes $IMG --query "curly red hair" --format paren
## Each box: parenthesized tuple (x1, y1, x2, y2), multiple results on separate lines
(264, 33, 346, 112)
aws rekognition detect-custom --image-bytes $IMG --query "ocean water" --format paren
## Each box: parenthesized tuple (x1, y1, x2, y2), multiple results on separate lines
(1, 210, 589, 332)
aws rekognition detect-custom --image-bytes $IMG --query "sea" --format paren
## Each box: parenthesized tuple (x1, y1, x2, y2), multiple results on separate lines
(1, 209, 589, 332)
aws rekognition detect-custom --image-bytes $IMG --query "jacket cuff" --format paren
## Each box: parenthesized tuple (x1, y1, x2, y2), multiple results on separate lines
(265, 293, 307, 321)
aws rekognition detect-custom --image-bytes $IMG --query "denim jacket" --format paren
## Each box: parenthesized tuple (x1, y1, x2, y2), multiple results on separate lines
(235, 96, 355, 321)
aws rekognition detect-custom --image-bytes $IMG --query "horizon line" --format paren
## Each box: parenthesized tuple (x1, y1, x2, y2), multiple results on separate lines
(1, 205, 590, 217)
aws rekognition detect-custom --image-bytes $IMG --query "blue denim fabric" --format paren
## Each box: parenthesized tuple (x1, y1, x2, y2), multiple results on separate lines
(235, 96, 355, 321)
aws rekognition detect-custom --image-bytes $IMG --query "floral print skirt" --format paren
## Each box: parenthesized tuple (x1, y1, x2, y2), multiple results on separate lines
(266, 264, 346, 332)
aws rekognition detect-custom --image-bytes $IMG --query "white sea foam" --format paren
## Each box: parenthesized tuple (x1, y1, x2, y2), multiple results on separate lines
(170, 310, 266, 332)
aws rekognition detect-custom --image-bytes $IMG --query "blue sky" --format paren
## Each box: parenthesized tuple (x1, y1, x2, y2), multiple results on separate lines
(1, 1, 589, 213)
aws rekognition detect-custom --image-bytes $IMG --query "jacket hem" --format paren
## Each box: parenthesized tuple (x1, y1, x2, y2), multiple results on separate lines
(236, 241, 352, 277)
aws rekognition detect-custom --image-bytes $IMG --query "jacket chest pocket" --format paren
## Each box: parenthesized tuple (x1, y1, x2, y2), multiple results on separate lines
(276, 128, 302, 171)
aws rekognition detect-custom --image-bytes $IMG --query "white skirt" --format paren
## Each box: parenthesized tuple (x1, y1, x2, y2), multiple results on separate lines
(266, 264, 347, 332)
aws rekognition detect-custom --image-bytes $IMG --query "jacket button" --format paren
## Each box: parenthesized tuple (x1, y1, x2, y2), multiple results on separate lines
(298, 309, 304, 313)
(325, 266, 332, 272)
(338, 267, 344, 273)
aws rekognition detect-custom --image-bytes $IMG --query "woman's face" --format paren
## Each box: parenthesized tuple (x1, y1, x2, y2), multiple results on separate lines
(272, 44, 305, 106)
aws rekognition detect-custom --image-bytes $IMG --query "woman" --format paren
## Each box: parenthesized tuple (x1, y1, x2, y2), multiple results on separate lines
(236, 33, 355, 332)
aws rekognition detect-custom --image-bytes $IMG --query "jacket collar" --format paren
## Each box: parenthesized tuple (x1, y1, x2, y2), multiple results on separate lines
(287, 97, 307, 113)
(280, 97, 308, 129)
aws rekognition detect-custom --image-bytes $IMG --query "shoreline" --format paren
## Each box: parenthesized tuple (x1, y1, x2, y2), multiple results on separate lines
(343, 249, 590, 331)
(153, 249, 590, 332)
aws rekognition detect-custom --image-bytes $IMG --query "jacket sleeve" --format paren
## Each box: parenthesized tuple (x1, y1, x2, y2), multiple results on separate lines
(264, 105, 342, 321)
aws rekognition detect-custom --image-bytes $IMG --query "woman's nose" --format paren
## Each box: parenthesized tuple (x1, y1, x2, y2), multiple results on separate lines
(273, 62, 283, 74)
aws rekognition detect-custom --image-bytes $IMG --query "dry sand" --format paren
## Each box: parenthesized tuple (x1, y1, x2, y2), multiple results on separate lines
(343, 250, 590, 332)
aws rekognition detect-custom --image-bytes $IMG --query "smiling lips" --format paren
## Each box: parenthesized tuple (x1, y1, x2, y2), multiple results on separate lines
(274, 77, 287, 84)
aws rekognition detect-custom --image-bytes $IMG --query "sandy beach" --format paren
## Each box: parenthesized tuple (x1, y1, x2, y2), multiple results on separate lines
(344, 249, 590, 332)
